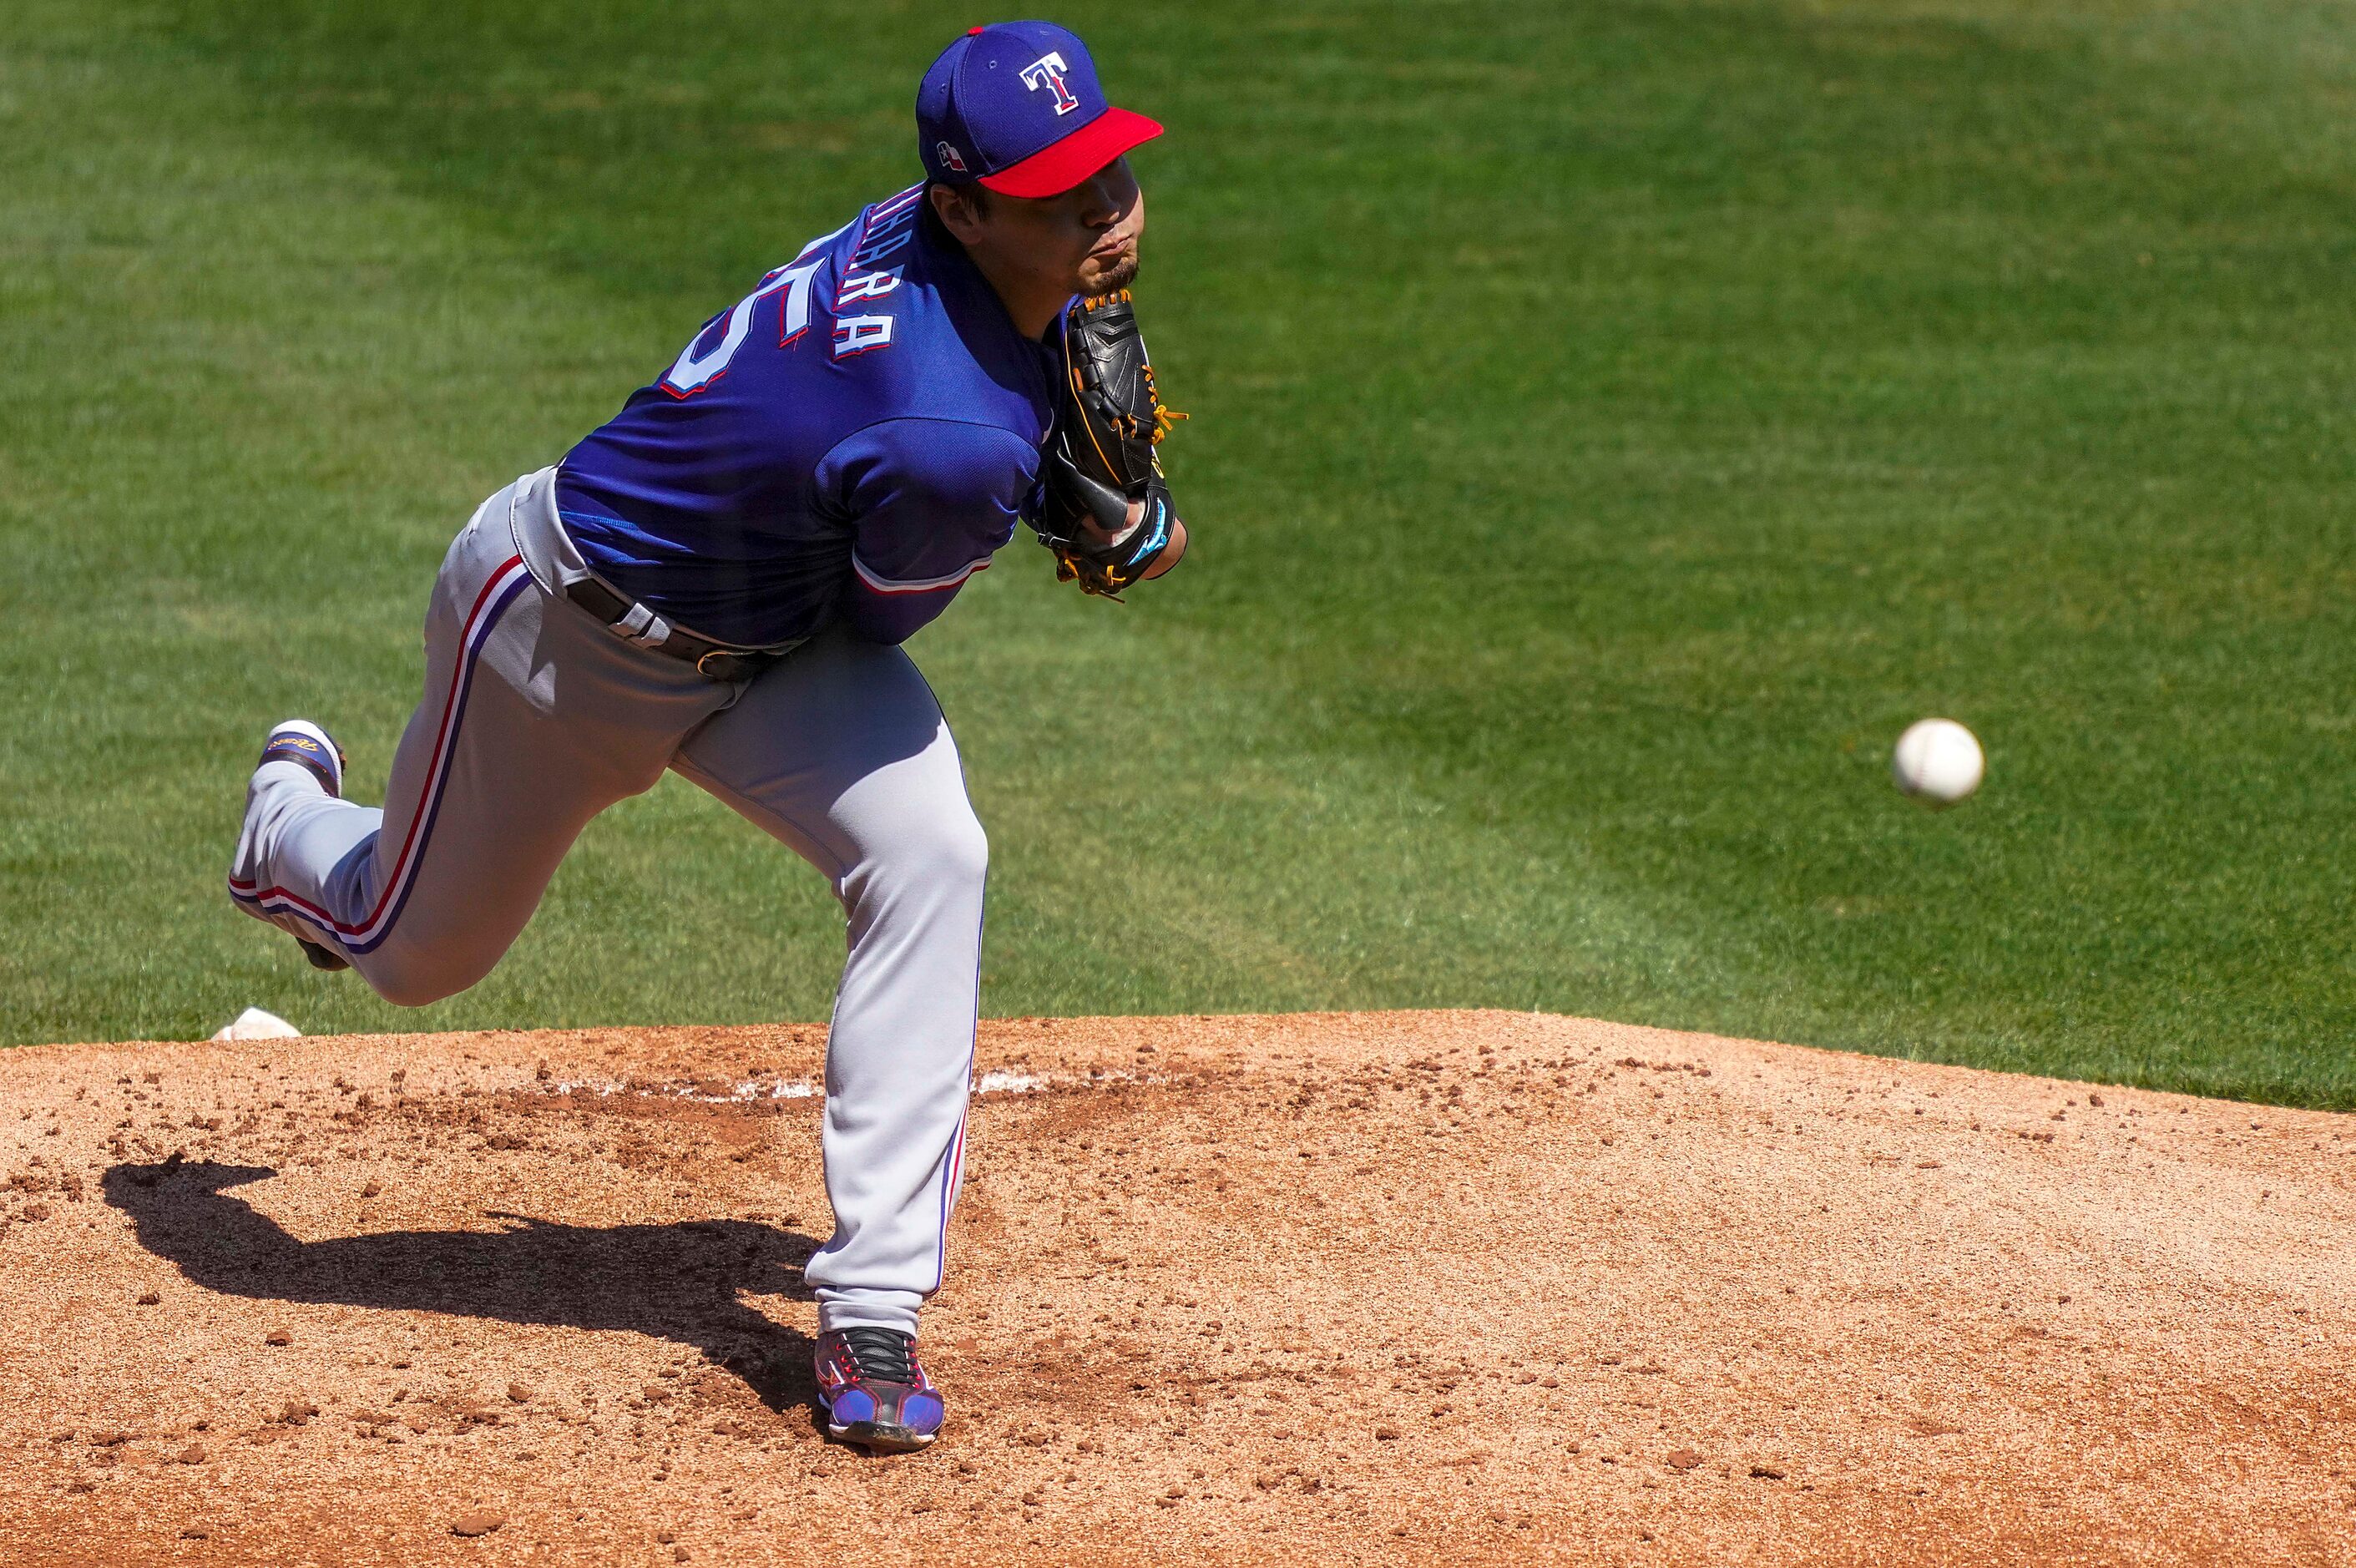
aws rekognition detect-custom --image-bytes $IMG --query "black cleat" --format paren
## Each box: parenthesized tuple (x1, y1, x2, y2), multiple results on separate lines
(296, 938, 350, 973)
(254, 720, 351, 972)
(257, 720, 346, 798)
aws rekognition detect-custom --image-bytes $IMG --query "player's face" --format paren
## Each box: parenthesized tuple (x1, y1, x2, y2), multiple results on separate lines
(996, 157, 1145, 297)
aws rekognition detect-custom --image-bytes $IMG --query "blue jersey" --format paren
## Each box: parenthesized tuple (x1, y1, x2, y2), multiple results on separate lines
(556, 185, 1061, 647)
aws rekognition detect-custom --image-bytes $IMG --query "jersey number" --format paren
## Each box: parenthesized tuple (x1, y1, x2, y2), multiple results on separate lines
(657, 223, 850, 398)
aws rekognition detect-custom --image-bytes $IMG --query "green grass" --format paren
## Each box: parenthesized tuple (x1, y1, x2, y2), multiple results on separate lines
(3, 0, 2352, 1105)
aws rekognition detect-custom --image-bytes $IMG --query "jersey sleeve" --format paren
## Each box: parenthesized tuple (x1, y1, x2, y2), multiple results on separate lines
(817, 417, 1037, 645)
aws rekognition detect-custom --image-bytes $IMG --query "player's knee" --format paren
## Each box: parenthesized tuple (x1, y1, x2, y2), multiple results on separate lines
(929, 809, 990, 889)
(879, 808, 988, 896)
(368, 967, 458, 1009)
(363, 946, 493, 1009)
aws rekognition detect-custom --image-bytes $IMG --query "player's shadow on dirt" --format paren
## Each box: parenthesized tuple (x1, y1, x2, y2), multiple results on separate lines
(103, 1156, 820, 1412)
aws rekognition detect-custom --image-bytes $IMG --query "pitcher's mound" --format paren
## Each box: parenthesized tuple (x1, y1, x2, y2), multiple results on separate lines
(1, 1010, 2348, 1565)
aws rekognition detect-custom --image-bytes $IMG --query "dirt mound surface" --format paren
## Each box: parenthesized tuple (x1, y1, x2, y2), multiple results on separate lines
(1, 1010, 2349, 1565)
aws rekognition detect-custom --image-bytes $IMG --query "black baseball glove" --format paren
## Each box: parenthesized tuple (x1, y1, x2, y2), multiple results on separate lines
(1033, 290, 1187, 599)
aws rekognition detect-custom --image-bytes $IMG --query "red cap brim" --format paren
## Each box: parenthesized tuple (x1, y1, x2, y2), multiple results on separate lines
(978, 106, 1163, 198)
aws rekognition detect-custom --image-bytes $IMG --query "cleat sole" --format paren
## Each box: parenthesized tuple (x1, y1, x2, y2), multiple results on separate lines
(827, 1419, 937, 1454)
(297, 939, 350, 973)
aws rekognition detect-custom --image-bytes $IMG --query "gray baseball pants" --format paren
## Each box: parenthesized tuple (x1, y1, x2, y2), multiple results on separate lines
(229, 468, 983, 1335)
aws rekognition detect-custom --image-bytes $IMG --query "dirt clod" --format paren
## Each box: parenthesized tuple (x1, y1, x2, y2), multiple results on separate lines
(451, 1510, 505, 1537)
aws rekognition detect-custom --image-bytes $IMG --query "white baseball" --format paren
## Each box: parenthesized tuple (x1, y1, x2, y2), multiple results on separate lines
(1892, 718, 1984, 805)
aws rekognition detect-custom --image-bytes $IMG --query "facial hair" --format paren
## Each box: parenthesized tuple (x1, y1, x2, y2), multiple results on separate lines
(1080, 244, 1140, 295)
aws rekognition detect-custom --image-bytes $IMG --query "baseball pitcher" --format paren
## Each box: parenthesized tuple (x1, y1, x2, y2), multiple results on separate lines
(225, 21, 1186, 1453)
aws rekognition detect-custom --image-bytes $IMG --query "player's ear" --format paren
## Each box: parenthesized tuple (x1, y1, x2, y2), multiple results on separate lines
(927, 181, 990, 244)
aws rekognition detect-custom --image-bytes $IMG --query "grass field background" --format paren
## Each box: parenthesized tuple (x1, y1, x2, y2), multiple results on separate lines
(3, 0, 2351, 1105)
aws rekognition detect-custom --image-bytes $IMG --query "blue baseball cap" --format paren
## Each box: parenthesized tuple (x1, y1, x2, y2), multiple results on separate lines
(917, 21, 1162, 198)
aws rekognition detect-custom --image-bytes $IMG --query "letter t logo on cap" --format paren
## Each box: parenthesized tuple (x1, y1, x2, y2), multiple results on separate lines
(1019, 51, 1081, 115)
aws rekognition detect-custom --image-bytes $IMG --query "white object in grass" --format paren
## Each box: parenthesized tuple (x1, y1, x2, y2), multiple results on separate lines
(1893, 718, 1984, 806)
(211, 1006, 301, 1042)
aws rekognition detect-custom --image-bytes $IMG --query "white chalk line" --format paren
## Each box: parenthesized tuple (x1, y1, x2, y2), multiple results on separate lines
(532, 1067, 1151, 1106)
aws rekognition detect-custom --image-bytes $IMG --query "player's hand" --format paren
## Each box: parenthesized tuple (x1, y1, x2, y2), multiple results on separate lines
(1140, 513, 1186, 579)
(1079, 497, 1186, 579)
